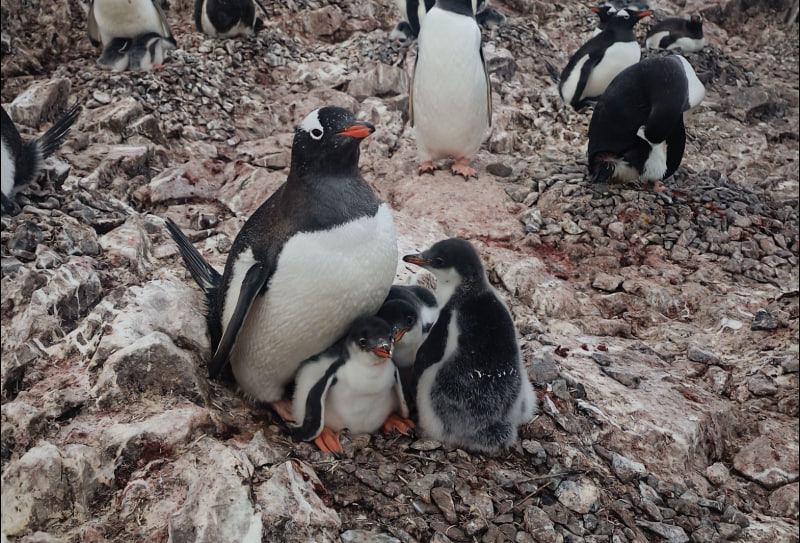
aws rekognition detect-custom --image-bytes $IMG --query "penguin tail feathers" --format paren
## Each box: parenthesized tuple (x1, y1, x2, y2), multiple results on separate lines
(544, 60, 560, 84)
(37, 102, 81, 160)
(165, 218, 223, 296)
(252, 0, 269, 18)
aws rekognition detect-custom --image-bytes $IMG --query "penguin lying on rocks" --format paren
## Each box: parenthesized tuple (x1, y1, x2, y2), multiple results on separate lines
(403, 238, 537, 454)
(291, 316, 414, 454)
(194, 0, 266, 39)
(645, 15, 705, 53)
(1, 103, 80, 215)
(165, 107, 398, 419)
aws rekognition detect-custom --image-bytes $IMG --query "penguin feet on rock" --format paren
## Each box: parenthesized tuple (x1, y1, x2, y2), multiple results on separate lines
(382, 413, 416, 436)
(314, 427, 344, 454)
(418, 161, 436, 175)
(451, 157, 478, 180)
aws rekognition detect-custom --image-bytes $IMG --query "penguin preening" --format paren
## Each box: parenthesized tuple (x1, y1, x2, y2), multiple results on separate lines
(1, 103, 81, 215)
(410, 0, 492, 179)
(645, 15, 705, 53)
(587, 55, 705, 187)
(165, 107, 398, 410)
(195, 0, 266, 39)
(556, 8, 652, 110)
(403, 238, 537, 454)
(291, 316, 414, 454)
(88, 0, 176, 53)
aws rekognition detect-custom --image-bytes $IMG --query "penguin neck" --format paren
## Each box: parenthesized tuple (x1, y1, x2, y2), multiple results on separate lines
(435, 0, 474, 18)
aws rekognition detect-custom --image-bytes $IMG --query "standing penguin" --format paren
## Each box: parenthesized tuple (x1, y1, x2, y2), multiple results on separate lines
(195, 0, 265, 39)
(410, 0, 492, 179)
(587, 55, 705, 186)
(590, 5, 617, 36)
(557, 8, 652, 110)
(1, 103, 81, 215)
(291, 316, 414, 453)
(165, 107, 398, 411)
(88, 0, 176, 50)
(645, 15, 705, 53)
(403, 239, 537, 454)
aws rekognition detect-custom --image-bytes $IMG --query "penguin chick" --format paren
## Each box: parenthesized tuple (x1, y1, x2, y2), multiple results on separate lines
(165, 106, 398, 406)
(195, 0, 265, 39)
(97, 37, 133, 71)
(128, 32, 166, 71)
(410, 0, 492, 179)
(88, 0, 177, 50)
(291, 316, 414, 454)
(1, 103, 81, 215)
(645, 15, 705, 53)
(403, 238, 537, 454)
(380, 285, 439, 369)
(557, 8, 652, 110)
(587, 55, 705, 187)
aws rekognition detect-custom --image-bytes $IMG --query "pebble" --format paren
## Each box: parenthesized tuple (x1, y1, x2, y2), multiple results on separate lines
(751, 308, 778, 331)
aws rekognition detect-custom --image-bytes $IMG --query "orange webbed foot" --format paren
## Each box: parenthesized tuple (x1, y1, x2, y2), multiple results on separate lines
(419, 161, 436, 175)
(382, 413, 416, 436)
(313, 427, 343, 454)
(451, 157, 477, 180)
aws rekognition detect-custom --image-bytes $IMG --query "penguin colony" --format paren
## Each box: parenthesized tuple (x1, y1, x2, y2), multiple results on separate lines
(1, 0, 711, 455)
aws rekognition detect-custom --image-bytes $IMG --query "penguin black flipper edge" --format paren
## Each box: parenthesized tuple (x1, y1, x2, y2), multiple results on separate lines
(208, 261, 273, 378)
(291, 357, 344, 442)
(480, 46, 492, 127)
(88, 8, 101, 46)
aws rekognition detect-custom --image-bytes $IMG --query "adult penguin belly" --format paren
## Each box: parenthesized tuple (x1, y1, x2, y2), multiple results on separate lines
(226, 204, 398, 403)
(581, 41, 641, 102)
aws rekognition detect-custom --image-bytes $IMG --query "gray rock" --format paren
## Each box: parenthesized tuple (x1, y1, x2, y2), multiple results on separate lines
(746, 374, 779, 396)
(636, 520, 688, 543)
(341, 531, 401, 543)
(348, 62, 409, 100)
(722, 505, 750, 528)
(767, 482, 799, 519)
(303, 6, 345, 37)
(687, 344, 722, 366)
(733, 428, 799, 489)
(705, 462, 731, 486)
(522, 505, 560, 543)
(704, 366, 732, 396)
(85, 97, 145, 135)
(8, 78, 71, 125)
(555, 479, 599, 515)
(751, 308, 778, 331)
(592, 272, 623, 292)
(610, 452, 647, 483)
(714, 522, 742, 540)
(98, 215, 156, 276)
(601, 366, 640, 388)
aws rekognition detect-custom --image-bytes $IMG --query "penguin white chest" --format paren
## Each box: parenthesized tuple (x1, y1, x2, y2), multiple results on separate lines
(93, 0, 165, 44)
(226, 204, 398, 402)
(412, 9, 490, 161)
(582, 41, 640, 100)
(1, 138, 15, 197)
(325, 357, 399, 433)
(415, 311, 460, 440)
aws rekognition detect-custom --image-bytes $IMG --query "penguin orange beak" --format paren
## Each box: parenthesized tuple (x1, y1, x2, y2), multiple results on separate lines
(369, 346, 393, 358)
(403, 254, 429, 268)
(338, 122, 375, 139)
(636, 10, 653, 17)
(393, 329, 408, 343)
(590, 6, 600, 12)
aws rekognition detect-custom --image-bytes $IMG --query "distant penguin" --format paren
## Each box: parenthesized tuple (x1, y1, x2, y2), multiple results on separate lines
(195, 0, 265, 38)
(590, 5, 616, 36)
(403, 239, 537, 454)
(410, 0, 492, 179)
(379, 285, 439, 369)
(646, 15, 705, 53)
(1, 103, 80, 215)
(557, 8, 652, 110)
(587, 55, 705, 186)
(291, 316, 413, 453)
(165, 107, 398, 409)
(88, 0, 176, 50)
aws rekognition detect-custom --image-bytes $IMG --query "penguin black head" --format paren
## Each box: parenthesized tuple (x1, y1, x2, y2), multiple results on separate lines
(377, 298, 418, 344)
(590, 5, 616, 26)
(436, 0, 475, 18)
(607, 7, 652, 30)
(688, 14, 703, 31)
(403, 238, 485, 294)
(346, 316, 394, 360)
(291, 107, 375, 175)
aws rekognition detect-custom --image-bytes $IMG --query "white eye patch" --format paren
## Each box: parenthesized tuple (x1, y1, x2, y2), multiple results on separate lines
(300, 109, 324, 140)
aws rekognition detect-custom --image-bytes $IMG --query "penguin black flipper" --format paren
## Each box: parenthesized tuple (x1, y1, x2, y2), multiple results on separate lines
(480, 46, 493, 127)
(152, 0, 176, 46)
(291, 355, 345, 442)
(544, 60, 560, 84)
(164, 218, 222, 295)
(570, 48, 606, 109)
(207, 261, 273, 378)
(664, 119, 686, 180)
(88, 8, 101, 46)
(409, 53, 419, 127)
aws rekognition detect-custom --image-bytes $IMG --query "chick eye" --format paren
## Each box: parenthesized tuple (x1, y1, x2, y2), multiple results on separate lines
(359, 338, 367, 348)
(311, 128, 323, 140)
(434, 257, 445, 267)
(406, 316, 415, 325)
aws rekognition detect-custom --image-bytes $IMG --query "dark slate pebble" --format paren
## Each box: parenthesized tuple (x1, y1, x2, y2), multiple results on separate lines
(751, 308, 778, 331)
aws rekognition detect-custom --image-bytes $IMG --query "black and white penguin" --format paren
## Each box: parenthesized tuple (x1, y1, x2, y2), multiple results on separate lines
(97, 37, 134, 71)
(97, 32, 166, 72)
(1, 103, 81, 215)
(165, 107, 398, 409)
(379, 285, 439, 369)
(646, 15, 705, 53)
(410, 0, 492, 179)
(194, 0, 265, 39)
(290, 316, 413, 453)
(391, 0, 502, 41)
(590, 5, 616, 36)
(557, 8, 652, 110)
(587, 55, 705, 186)
(88, 0, 177, 50)
(403, 239, 537, 454)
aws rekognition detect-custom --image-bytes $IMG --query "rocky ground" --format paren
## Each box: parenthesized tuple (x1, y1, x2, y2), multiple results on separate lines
(1, 0, 798, 541)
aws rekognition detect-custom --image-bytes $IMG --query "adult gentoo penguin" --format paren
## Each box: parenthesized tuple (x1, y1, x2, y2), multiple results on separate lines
(291, 316, 414, 453)
(646, 15, 705, 53)
(403, 239, 537, 454)
(195, 0, 265, 38)
(88, 0, 176, 50)
(165, 107, 398, 409)
(410, 0, 492, 179)
(1, 103, 81, 215)
(590, 5, 616, 36)
(557, 8, 652, 110)
(587, 55, 705, 186)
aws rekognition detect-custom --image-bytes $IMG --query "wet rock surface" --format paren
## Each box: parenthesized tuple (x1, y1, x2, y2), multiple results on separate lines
(1, 0, 798, 541)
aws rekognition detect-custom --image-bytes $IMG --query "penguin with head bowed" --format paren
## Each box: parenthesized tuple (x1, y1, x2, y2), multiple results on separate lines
(557, 8, 652, 110)
(165, 106, 398, 414)
(98, 32, 166, 72)
(2, 103, 81, 215)
(195, 0, 266, 39)
(410, 0, 492, 179)
(402, 238, 537, 454)
(587, 55, 705, 187)
(88, 0, 177, 51)
(290, 315, 414, 454)
(97, 37, 133, 71)
(646, 14, 705, 53)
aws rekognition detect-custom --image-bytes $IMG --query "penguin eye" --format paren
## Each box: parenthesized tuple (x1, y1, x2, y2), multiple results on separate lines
(433, 257, 445, 267)
(406, 316, 414, 325)
(310, 128, 324, 140)
(358, 337, 367, 348)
